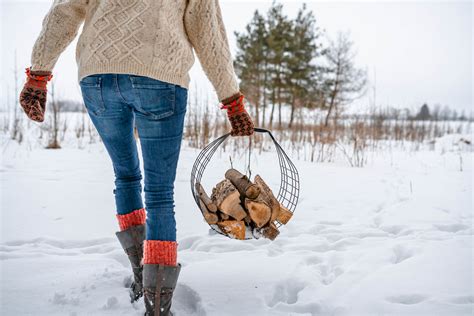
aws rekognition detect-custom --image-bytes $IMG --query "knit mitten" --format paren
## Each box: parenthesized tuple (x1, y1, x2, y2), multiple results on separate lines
(221, 92, 255, 137)
(19, 67, 53, 122)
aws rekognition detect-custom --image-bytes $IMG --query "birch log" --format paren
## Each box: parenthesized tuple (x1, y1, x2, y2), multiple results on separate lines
(225, 169, 261, 199)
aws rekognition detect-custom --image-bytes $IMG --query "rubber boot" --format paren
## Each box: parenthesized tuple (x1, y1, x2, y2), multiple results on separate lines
(115, 224, 146, 302)
(143, 263, 181, 316)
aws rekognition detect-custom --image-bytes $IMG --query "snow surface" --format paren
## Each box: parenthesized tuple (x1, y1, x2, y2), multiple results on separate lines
(1, 123, 473, 315)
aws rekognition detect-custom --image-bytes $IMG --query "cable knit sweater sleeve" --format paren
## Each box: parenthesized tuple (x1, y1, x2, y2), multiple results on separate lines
(30, 0, 87, 72)
(184, 0, 240, 102)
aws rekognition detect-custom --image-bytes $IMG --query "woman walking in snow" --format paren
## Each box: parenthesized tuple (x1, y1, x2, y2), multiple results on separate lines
(19, 0, 254, 314)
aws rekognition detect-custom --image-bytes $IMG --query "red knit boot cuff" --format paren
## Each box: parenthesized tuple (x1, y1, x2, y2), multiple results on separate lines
(143, 240, 178, 266)
(116, 208, 146, 231)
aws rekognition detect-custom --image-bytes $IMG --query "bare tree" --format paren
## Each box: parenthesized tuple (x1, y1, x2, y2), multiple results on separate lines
(11, 51, 24, 143)
(323, 31, 367, 127)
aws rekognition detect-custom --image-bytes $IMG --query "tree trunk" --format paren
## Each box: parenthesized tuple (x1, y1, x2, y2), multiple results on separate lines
(277, 79, 282, 129)
(324, 91, 336, 127)
(289, 93, 296, 128)
(262, 60, 268, 128)
(269, 89, 276, 128)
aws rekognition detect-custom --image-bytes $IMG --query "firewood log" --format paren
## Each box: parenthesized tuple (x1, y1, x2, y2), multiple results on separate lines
(195, 183, 217, 212)
(211, 179, 247, 221)
(217, 220, 246, 240)
(225, 169, 261, 199)
(276, 205, 293, 224)
(262, 221, 280, 240)
(245, 195, 272, 228)
(243, 214, 252, 225)
(254, 175, 281, 222)
(198, 199, 218, 224)
(218, 211, 229, 220)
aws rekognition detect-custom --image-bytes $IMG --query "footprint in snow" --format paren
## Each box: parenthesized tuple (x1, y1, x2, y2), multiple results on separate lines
(303, 255, 323, 266)
(178, 235, 204, 251)
(50, 292, 80, 306)
(372, 216, 383, 228)
(448, 295, 474, 304)
(373, 203, 385, 214)
(391, 245, 415, 264)
(433, 223, 469, 233)
(102, 296, 119, 310)
(386, 294, 428, 305)
(173, 283, 207, 316)
(266, 279, 307, 307)
(318, 220, 343, 226)
(379, 225, 410, 236)
(317, 263, 344, 285)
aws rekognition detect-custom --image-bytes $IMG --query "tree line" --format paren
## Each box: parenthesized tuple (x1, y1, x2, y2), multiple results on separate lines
(233, 1, 367, 129)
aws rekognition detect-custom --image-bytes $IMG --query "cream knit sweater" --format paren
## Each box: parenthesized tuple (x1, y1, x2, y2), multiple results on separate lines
(30, 0, 240, 101)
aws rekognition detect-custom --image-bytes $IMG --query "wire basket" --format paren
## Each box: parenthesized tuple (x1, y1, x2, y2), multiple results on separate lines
(190, 128, 300, 239)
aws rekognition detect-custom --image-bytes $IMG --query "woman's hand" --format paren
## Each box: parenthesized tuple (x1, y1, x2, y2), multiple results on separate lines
(221, 92, 255, 136)
(19, 67, 53, 123)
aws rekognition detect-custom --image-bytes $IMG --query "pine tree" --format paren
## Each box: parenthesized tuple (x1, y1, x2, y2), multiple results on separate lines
(265, 2, 292, 128)
(234, 10, 268, 126)
(286, 4, 324, 127)
(235, 1, 332, 128)
(415, 103, 431, 120)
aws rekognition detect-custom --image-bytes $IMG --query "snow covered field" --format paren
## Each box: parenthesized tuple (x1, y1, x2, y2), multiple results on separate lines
(1, 124, 473, 315)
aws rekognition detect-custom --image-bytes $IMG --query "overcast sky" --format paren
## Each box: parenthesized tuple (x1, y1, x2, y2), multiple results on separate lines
(1, 0, 472, 113)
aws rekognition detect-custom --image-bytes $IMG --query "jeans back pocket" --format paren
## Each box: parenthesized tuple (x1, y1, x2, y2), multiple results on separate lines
(79, 75, 106, 116)
(130, 75, 176, 120)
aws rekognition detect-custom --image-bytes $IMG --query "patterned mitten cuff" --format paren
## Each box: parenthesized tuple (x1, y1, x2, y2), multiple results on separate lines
(220, 92, 255, 136)
(26, 67, 53, 89)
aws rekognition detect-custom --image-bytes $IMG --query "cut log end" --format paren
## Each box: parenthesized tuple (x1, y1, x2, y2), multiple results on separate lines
(245, 185, 261, 200)
(217, 220, 246, 240)
(262, 222, 280, 240)
(277, 205, 293, 225)
(245, 199, 271, 228)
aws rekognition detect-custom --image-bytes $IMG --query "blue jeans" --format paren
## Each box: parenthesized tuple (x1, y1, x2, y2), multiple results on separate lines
(79, 73, 188, 241)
